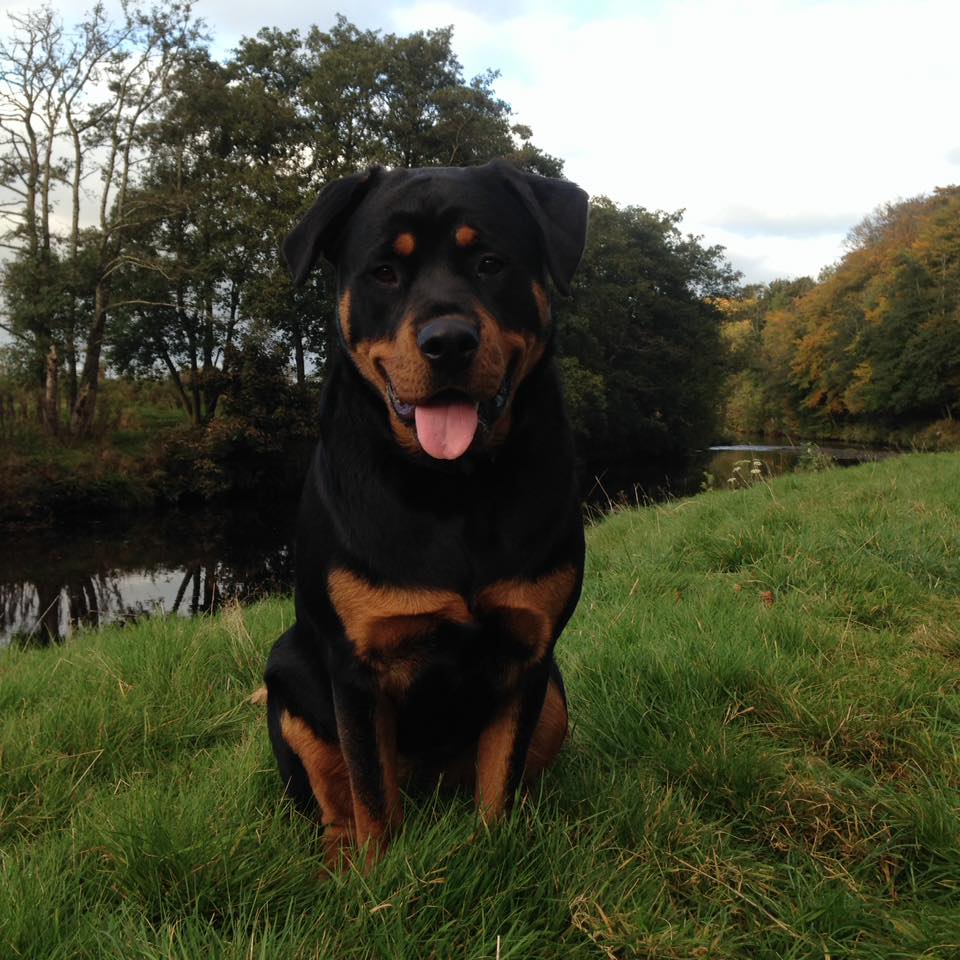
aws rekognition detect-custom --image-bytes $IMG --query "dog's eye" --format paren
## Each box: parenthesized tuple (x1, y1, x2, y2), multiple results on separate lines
(477, 255, 504, 276)
(373, 265, 399, 285)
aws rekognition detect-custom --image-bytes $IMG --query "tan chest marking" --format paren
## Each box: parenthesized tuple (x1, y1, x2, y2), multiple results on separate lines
(327, 569, 472, 658)
(475, 566, 577, 661)
(328, 565, 577, 677)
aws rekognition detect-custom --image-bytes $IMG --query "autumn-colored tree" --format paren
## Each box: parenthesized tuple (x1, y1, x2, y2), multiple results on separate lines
(722, 187, 960, 439)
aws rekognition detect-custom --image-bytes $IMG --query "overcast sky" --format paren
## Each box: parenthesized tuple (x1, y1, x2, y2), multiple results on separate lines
(4, 0, 959, 284)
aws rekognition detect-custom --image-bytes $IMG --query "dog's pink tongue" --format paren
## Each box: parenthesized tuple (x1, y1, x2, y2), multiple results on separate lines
(414, 401, 478, 460)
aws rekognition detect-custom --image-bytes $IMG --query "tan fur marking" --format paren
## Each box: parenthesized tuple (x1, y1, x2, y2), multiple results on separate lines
(351, 317, 427, 455)
(327, 568, 472, 659)
(472, 305, 545, 448)
(347, 297, 545, 455)
(476, 566, 577, 662)
(531, 281, 551, 329)
(526, 678, 568, 777)
(338, 290, 352, 343)
(393, 232, 416, 256)
(475, 696, 521, 821)
(279, 711, 355, 863)
(335, 696, 403, 868)
(455, 225, 478, 247)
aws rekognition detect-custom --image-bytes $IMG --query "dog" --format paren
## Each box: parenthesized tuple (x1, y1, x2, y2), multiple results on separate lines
(263, 159, 589, 866)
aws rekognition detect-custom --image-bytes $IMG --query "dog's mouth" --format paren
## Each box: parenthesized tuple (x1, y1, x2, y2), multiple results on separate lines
(386, 361, 516, 461)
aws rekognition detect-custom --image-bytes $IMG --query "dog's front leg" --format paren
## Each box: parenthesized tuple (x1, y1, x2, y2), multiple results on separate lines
(332, 681, 403, 863)
(475, 659, 550, 822)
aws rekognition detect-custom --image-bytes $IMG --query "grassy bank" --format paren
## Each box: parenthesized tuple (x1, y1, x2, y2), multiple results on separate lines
(2, 453, 960, 958)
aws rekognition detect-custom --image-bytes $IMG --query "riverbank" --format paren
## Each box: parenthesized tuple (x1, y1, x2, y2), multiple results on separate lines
(720, 414, 960, 452)
(3, 452, 959, 956)
(0, 409, 316, 530)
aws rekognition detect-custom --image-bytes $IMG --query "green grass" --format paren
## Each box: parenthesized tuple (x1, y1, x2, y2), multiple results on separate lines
(3, 453, 960, 958)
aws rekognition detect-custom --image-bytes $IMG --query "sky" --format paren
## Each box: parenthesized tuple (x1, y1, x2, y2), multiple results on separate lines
(3, 0, 960, 284)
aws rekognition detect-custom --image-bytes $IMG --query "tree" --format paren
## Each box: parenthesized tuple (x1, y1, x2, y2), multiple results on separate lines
(69, 1, 203, 436)
(110, 16, 559, 412)
(0, 1, 204, 436)
(716, 278, 814, 436)
(722, 186, 960, 437)
(555, 198, 741, 463)
(0, 5, 81, 430)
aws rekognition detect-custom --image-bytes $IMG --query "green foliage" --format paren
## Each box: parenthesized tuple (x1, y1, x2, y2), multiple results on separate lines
(1, 8, 557, 437)
(3, 453, 960, 956)
(108, 15, 559, 412)
(794, 442, 833, 473)
(157, 338, 320, 502)
(556, 199, 740, 463)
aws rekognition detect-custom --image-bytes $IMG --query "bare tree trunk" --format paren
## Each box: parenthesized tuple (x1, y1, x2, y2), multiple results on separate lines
(71, 279, 109, 435)
(158, 340, 194, 421)
(293, 320, 306, 385)
(202, 291, 215, 422)
(66, 336, 78, 411)
(43, 342, 59, 434)
(189, 357, 201, 427)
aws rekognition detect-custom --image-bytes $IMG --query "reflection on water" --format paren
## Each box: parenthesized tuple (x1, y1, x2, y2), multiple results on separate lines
(1, 503, 298, 648)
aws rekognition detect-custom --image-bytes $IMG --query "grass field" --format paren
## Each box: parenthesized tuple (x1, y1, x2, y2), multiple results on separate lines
(2, 452, 960, 958)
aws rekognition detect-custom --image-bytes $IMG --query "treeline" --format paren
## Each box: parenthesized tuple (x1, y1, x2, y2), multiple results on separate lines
(721, 187, 960, 443)
(0, 2, 736, 478)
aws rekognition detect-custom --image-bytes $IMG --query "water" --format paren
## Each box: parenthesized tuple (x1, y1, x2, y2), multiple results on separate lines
(0, 442, 890, 646)
(1, 503, 299, 647)
(704, 442, 890, 487)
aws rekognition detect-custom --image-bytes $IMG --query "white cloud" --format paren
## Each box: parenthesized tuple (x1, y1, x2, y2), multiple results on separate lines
(393, 0, 960, 281)
(3, 0, 957, 283)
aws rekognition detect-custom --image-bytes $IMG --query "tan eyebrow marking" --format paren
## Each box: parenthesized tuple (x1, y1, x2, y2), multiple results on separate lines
(455, 225, 478, 247)
(393, 232, 416, 256)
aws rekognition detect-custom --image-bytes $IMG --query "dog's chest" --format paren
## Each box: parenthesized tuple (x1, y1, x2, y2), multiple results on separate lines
(326, 565, 577, 695)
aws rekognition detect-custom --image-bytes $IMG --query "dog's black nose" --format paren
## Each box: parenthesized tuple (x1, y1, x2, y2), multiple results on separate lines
(417, 318, 479, 373)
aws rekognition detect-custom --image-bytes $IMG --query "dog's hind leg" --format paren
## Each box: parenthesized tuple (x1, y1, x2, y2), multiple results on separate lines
(265, 629, 355, 866)
(271, 704, 356, 866)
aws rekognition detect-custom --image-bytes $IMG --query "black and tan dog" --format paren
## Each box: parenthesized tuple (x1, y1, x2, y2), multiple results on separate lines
(263, 159, 588, 866)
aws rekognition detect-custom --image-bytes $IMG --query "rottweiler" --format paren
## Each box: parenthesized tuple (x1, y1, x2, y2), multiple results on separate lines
(263, 159, 589, 866)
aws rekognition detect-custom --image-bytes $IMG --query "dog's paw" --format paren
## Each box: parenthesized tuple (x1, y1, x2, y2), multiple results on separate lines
(249, 686, 269, 706)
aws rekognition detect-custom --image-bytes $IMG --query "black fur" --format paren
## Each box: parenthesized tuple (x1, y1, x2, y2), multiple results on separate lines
(264, 160, 588, 859)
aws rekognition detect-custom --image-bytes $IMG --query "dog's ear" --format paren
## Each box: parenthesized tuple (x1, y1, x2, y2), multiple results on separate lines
(494, 161, 589, 296)
(283, 168, 383, 286)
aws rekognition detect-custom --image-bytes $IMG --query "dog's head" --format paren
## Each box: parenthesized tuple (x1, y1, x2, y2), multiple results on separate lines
(283, 160, 588, 461)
